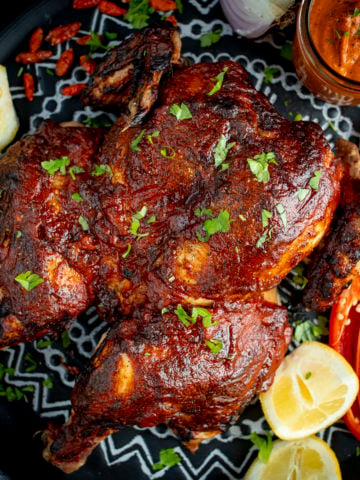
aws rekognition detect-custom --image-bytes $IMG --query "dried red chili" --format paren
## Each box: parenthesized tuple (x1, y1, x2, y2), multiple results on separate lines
(79, 55, 97, 75)
(61, 83, 87, 96)
(97, 1, 126, 16)
(73, 0, 100, 8)
(15, 50, 53, 64)
(45, 22, 82, 46)
(150, 0, 178, 11)
(165, 15, 178, 27)
(29, 27, 44, 53)
(56, 49, 75, 76)
(23, 73, 35, 101)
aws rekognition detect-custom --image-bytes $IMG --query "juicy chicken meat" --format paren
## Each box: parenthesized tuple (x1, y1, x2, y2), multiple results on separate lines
(42, 297, 291, 473)
(0, 23, 343, 473)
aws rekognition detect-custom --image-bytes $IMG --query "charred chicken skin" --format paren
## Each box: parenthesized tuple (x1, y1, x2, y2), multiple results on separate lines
(0, 23, 343, 473)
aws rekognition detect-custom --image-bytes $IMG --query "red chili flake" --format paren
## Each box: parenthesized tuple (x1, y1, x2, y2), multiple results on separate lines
(61, 83, 87, 96)
(165, 15, 178, 27)
(45, 22, 82, 46)
(29, 27, 44, 53)
(56, 48, 75, 76)
(79, 55, 97, 75)
(15, 50, 53, 64)
(150, 0, 178, 11)
(73, 0, 100, 8)
(97, 1, 126, 16)
(23, 73, 35, 101)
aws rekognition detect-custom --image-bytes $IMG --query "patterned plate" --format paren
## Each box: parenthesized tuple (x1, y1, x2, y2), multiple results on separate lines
(0, 1, 359, 479)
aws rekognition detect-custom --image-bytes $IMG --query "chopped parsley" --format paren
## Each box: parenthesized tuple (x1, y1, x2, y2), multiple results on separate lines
(261, 209, 273, 228)
(15, 271, 44, 291)
(130, 206, 150, 238)
(207, 66, 229, 96)
(160, 145, 176, 158)
(250, 431, 273, 463)
(169, 103, 192, 121)
(147, 130, 160, 145)
(124, 0, 155, 30)
(205, 338, 223, 354)
(293, 315, 328, 343)
(309, 170, 322, 191)
(200, 28, 222, 47)
(41, 156, 70, 175)
(196, 210, 232, 242)
(78, 215, 90, 231)
(152, 448, 181, 471)
(91, 164, 113, 177)
(130, 129, 146, 151)
(68, 165, 85, 180)
(263, 67, 279, 84)
(122, 243, 132, 259)
(247, 152, 278, 183)
(71, 192, 83, 203)
(276, 203, 287, 227)
(214, 135, 236, 170)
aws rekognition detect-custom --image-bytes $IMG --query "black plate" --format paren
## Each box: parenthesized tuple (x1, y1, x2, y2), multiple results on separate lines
(0, 1, 359, 479)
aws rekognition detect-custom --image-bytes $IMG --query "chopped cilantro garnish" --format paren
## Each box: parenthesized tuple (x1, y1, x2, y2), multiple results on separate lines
(124, 0, 155, 30)
(122, 243, 132, 258)
(91, 164, 113, 177)
(24, 352, 37, 373)
(130, 206, 150, 238)
(104, 31, 118, 40)
(152, 448, 181, 471)
(276, 203, 287, 227)
(196, 210, 232, 242)
(205, 338, 223, 354)
(169, 103, 192, 121)
(328, 120, 337, 132)
(280, 42, 292, 61)
(174, 305, 217, 328)
(175, 0, 183, 13)
(293, 315, 328, 343)
(147, 215, 156, 224)
(305, 371, 312, 380)
(161, 307, 169, 315)
(250, 431, 273, 463)
(17, 66, 24, 77)
(247, 152, 278, 183)
(294, 113, 302, 121)
(83, 117, 112, 128)
(78, 215, 90, 231)
(295, 188, 310, 201)
(68, 165, 85, 180)
(168, 275, 175, 283)
(351, 7, 360, 16)
(261, 209, 273, 228)
(71, 192, 83, 203)
(195, 207, 213, 217)
(256, 227, 273, 248)
(61, 330, 71, 348)
(0, 363, 14, 381)
(147, 130, 160, 145)
(292, 264, 308, 289)
(335, 29, 342, 39)
(174, 304, 195, 327)
(41, 156, 70, 175)
(309, 170, 321, 191)
(46, 68, 54, 76)
(15, 271, 44, 291)
(130, 129, 146, 151)
(214, 135, 236, 170)
(16, 230, 22, 239)
(160, 145, 176, 158)
(42, 377, 54, 389)
(207, 66, 229, 96)
(239, 214, 246, 222)
(200, 28, 222, 47)
(36, 337, 53, 349)
(86, 30, 114, 55)
(263, 67, 279, 84)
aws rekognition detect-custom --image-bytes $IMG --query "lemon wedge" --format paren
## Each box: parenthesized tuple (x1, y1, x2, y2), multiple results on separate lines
(260, 341, 359, 440)
(244, 436, 341, 480)
(0, 65, 19, 151)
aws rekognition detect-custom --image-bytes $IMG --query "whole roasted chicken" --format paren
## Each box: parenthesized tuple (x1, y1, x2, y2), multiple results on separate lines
(0, 23, 342, 472)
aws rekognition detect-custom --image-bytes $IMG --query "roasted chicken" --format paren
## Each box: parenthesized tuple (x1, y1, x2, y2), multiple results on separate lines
(0, 22, 343, 473)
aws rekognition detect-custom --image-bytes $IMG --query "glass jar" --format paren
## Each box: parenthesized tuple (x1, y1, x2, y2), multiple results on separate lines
(292, 0, 360, 106)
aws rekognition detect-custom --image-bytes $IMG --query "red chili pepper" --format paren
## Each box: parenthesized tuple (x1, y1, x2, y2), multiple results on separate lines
(23, 73, 35, 101)
(29, 27, 44, 53)
(73, 0, 100, 8)
(15, 50, 53, 64)
(56, 48, 75, 76)
(79, 55, 97, 75)
(165, 15, 178, 27)
(150, 0, 178, 11)
(45, 22, 82, 46)
(61, 83, 87, 96)
(329, 275, 360, 440)
(97, 1, 126, 16)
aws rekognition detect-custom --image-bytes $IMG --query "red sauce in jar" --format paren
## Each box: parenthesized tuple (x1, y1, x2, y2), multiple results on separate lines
(310, 0, 360, 82)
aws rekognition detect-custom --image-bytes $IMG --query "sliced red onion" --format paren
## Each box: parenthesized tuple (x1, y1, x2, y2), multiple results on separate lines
(220, 0, 295, 39)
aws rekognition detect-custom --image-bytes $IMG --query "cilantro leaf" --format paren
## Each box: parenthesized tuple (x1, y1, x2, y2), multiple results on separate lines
(169, 103, 192, 121)
(175, 0, 183, 13)
(124, 0, 154, 30)
(160, 145, 176, 158)
(91, 164, 113, 177)
(263, 67, 279, 84)
(261, 209, 273, 228)
(276, 203, 287, 227)
(130, 206, 150, 238)
(205, 338, 223, 354)
(309, 170, 322, 191)
(152, 448, 181, 471)
(174, 304, 195, 327)
(280, 42, 293, 61)
(78, 215, 90, 231)
(71, 192, 83, 203)
(293, 315, 329, 343)
(250, 431, 273, 463)
(196, 210, 232, 242)
(122, 244, 132, 259)
(15, 271, 44, 291)
(207, 66, 229, 96)
(200, 28, 222, 47)
(214, 135, 236, 169)
(130, 129, 146, 151)
(195, 207, 213, 217)
(295, 188, 310, 201)
(147, 130, 160, 145)
(41, 156, 70, 175)
(247, 152, 278, 183)
(68, 165, 85, 180)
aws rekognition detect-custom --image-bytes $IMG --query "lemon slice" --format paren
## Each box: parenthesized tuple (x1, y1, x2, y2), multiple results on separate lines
(0, 65, 19, 151)
(260, 341, 359, 440)
(244, 436, 341, 480)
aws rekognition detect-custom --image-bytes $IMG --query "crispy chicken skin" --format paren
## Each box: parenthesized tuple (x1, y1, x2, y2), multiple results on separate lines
(42, 297, 291, 473)
(303, 139, 360, 311)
